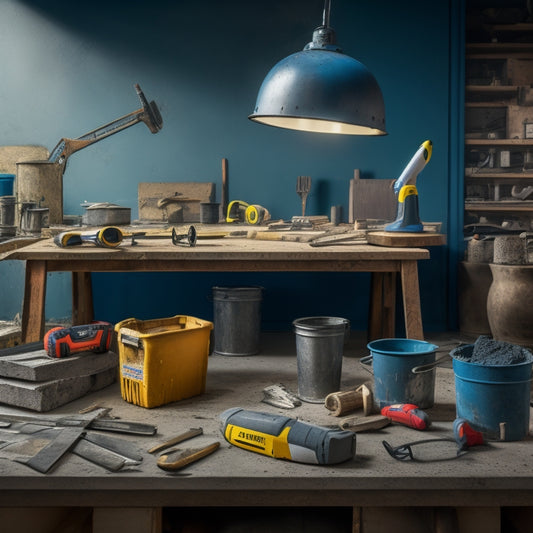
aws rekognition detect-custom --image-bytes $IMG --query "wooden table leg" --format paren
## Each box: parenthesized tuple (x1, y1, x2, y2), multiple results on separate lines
(382, 271, 396, 338)
(93, 507, 162, 533)
(21, 260, 47, 343)
(72, 272, 94, 325)
(400, 260, 424, 340)
(368, 272, 396, 341)
(368, 273, 384, 341)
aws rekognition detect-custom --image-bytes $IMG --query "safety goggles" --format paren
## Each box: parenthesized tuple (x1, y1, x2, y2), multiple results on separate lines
(382, 438, 467, 462)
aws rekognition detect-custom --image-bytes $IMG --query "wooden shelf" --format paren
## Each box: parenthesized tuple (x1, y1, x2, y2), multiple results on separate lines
(466, 85, 519, 95)
(466, 42, 533, 58)
(465, 138, 533, 146)
(464, 15, 533, 225)
(488, 23, 533, 32)
(465, 201, 533, 212)
(466, 101, 516, 107)
(465, 86, 519, 107)
(465, 172, 533, 179)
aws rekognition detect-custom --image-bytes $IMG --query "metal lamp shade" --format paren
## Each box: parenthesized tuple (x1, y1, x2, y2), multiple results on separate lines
(249, 48, 387, 136)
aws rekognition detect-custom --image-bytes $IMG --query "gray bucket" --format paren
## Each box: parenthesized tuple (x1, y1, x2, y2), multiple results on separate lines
(293, 316, 350, 403)
(0, 196, 16, 226)
(212, 286, 263, 356)
(200, 202, 220, 224)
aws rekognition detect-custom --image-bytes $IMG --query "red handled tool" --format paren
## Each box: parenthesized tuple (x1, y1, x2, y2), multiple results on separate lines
(381, 403, 430, 430)
(44, 322, 113, 358)
(453, 418, 484, 451)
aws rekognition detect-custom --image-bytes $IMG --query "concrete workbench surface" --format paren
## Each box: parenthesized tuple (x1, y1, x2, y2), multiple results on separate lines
(0, 332, 531, 509)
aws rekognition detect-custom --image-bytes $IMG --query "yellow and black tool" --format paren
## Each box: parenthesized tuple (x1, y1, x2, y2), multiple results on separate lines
(54, 226, 123, 248)
(220, 407, 356, 465)
(386, 140, 432, 233)
(226, 201, 270, 225)
(244, 204, 270, 225)
(226, 200, 249, 223)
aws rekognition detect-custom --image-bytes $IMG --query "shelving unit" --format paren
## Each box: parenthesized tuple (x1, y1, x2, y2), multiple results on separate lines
(464, 13, 533, 228)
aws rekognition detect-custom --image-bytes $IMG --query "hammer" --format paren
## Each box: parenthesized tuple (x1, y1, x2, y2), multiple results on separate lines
(48, 84, 163, 165)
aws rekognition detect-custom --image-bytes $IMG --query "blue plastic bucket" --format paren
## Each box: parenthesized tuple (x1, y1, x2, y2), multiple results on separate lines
(451, 344, 532, 441)
(0, 174, 15, 196)
(364, 338, 439, 409)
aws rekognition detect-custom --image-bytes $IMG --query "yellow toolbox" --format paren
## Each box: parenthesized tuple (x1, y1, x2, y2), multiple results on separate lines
(115, 315, 213, 408)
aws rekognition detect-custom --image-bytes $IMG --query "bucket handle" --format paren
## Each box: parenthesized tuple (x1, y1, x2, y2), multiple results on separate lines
(359, 355, 374, 375)
(411, 353, 450, 374)
(362, 351, 450, 375)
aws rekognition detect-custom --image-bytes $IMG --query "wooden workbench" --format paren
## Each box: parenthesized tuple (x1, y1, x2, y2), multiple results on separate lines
(4, 232, 431, 343)
(0, 332, 531, 533)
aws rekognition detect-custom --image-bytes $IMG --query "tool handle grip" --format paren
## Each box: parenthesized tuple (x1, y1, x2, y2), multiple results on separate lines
(381, 404, 430, 430)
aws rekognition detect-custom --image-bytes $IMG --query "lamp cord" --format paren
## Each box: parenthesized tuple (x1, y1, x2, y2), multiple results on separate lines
(322, 0, 331, 28)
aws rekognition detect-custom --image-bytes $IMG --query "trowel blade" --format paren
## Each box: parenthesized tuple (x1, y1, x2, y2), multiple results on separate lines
(262, 384, 302, 409)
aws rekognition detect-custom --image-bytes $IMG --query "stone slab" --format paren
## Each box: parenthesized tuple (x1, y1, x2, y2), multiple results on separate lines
(0, 366, 117, 412)
(0, 349, 118, 382)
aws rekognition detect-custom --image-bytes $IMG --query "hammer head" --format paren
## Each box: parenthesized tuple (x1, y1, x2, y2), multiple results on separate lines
(135, 84, 163, 133)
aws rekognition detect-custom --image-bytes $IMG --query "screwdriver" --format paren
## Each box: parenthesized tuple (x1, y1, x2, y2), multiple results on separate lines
(381, 403, 430, 430)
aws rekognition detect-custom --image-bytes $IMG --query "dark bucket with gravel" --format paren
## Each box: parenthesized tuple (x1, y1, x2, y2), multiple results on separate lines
(451, 336, 533, 441)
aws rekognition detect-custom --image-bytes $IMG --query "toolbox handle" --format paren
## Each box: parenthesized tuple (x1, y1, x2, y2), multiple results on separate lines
(119, 333, 141, 348)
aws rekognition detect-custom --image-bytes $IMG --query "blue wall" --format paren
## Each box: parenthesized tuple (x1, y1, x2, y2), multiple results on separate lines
(0, 0, 463, 331)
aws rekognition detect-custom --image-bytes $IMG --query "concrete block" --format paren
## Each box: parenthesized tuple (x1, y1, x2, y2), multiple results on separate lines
(0, 350, 118, 382)
(0, 366, 117, 412)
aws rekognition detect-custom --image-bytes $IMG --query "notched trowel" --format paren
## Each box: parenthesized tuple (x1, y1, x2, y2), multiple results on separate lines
(262, 384, 302, 409)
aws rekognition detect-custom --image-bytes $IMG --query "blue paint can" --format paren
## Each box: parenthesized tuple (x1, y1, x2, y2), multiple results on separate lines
(0, 174, 15, 196)
(451, 344, 532, 441)
(363, 338, 439, 409)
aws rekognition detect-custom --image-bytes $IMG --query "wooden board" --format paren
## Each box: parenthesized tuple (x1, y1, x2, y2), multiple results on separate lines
(138, 182, 216, 223)
(349, 173, 397, 223)
(367, 231, 447, 247)
(0, 145, 50, 175)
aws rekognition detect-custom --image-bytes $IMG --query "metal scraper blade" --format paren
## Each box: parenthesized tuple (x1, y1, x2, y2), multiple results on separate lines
(72, 438, 131, 472)
(16, 426, 85, 473)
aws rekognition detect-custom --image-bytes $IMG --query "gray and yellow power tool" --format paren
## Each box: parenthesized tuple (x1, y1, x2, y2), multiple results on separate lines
(385, 140, 432, 232)
(54, 226, 123, 248)
(220, 407, 356, 465)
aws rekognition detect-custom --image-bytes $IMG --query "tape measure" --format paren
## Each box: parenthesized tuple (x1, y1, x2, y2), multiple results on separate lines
(226, 200, 249, 223)
(245, 205, 270, 225)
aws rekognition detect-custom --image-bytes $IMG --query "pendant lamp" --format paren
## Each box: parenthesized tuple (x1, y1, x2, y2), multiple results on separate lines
(249, 0, 386, 136)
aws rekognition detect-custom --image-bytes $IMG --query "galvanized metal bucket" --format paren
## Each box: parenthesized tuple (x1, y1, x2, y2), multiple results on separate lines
(0, 196, 16, 226)
(212, 286, 263, 356)
(293, 316, 350, 403)
(16, 161, 64, 225)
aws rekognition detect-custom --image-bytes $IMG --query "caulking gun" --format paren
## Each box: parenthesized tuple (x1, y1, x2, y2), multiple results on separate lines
(385, 140, 432, 233)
